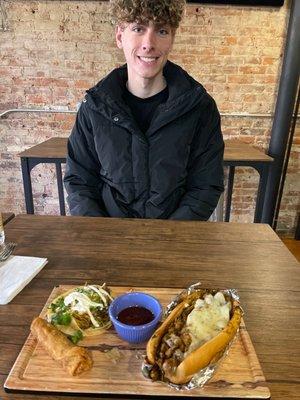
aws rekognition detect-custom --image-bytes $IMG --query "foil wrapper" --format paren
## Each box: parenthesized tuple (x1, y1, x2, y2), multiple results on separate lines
(142, 282, 242, 390)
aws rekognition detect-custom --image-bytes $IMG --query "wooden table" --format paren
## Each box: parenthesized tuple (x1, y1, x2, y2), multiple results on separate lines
(1, 215, 299, 399)
(1, 213, 15, 226)
(18, 137, 273, 223)
(223, 140, 273, 223)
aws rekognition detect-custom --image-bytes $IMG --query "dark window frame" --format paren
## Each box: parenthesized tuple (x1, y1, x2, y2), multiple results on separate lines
(187, 1, 284, 6)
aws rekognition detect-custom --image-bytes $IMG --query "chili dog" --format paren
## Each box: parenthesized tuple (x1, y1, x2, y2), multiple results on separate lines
(146, 289, 242, 385)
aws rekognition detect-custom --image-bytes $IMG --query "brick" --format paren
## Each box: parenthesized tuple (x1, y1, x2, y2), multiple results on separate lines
(225, 37, 238, 45)
(262, 57, 278, 65)
(227, 75, 254, 84)
(239, 66, 267, 74)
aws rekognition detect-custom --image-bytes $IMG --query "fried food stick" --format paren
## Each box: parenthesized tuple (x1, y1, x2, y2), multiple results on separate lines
(31, 317, 93, 376)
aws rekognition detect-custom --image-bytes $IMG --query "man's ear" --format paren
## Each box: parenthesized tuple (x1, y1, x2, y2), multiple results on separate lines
(115, 25, 123, 49)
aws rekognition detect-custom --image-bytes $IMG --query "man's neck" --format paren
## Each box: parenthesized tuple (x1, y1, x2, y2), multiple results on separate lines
(126, 74, 166, 99)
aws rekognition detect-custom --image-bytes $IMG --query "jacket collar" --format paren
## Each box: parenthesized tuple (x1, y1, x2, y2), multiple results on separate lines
(85, 61, 206, 135)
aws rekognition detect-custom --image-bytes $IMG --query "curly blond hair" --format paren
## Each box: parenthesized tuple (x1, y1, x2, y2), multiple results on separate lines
(109, 0, 186, 29)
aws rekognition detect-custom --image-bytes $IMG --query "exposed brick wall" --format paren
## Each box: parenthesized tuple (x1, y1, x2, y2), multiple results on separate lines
(277, 124, 300, 233)
(0, 0, 299, 233)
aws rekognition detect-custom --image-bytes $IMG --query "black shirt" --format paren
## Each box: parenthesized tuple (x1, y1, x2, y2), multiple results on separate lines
(124, 85, 169, 134)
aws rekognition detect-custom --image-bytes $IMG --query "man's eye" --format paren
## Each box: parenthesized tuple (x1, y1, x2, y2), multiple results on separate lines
(132, 26, 143, 33)
(158, 29, 169, 36)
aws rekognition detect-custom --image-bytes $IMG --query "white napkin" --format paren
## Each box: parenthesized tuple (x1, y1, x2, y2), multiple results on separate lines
(0, 255, 48, 305)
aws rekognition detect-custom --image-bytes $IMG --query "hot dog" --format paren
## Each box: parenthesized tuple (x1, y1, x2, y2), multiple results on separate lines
(146, 289, 242, 385)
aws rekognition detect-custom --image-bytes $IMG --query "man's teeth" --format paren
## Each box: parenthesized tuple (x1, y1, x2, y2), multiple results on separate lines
(139, 57, 157, 62)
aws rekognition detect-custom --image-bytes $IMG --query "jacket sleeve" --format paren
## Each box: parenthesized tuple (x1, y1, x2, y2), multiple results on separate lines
(64, 103, 108, 217)
(169, 97, 224, 221)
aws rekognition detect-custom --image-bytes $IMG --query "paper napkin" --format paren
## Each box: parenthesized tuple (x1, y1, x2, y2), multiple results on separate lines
(0, 255, 48, 305)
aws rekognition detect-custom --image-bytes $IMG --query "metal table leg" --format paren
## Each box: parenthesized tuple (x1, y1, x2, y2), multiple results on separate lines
(20, 157, 34, 214)
(55, 163, 66, 216)
(295, 213, 300, 240)
(225, 166, 235, 222)
(254, 163, 270, 223)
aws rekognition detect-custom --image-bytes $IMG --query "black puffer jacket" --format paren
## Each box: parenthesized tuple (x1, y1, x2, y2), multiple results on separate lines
(64, 61, 224, 220)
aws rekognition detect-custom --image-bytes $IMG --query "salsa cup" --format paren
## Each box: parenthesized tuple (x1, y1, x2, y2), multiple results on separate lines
(108, 292, 162, 343)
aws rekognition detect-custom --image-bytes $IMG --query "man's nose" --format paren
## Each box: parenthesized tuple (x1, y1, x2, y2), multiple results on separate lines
(142, 31, 156, 51)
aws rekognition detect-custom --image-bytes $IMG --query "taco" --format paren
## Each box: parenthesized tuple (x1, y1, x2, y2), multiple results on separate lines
(47, 283, 113, 343)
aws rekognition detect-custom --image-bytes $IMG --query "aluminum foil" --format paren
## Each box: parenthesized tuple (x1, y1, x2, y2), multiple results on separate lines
(142, 282, 242, 390)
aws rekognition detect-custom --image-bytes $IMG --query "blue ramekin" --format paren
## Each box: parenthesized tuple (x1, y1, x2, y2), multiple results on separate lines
(108, 292, 162, 343)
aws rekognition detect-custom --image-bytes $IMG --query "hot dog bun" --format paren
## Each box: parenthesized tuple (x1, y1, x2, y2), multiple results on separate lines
(146, 300, 187, 365)
(146, 289, 242, 384)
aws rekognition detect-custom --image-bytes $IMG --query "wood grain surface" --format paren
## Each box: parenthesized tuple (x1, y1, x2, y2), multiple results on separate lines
(1, 215, 299, 400)
(18, 137, 272, 162)
(5, 285, 270, 399)
(1, 213, 15, 226)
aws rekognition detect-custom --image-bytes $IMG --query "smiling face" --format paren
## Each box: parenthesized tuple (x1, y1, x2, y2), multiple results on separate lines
(116, 21, 175, 90)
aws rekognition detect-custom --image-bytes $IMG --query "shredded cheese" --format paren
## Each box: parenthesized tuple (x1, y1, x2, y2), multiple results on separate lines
(64, 291, 102, 328)
(185, 292, 231, 355)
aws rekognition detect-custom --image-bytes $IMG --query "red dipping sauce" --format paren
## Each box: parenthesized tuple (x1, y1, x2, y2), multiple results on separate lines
(117, 306, 154, 326)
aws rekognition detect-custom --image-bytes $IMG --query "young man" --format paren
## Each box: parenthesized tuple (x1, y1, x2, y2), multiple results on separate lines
(64, 0, 224, 220)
